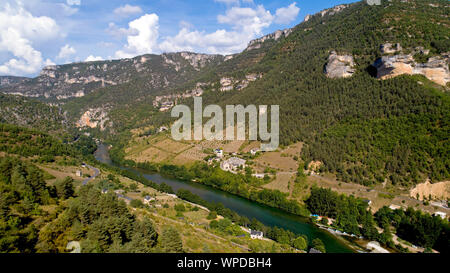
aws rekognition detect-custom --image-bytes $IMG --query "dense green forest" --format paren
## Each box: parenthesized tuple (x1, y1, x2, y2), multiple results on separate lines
(0, 156, 185, 253)
(0, 123, 96, 161)
(307, 187, 450, 253)
(375, 206, 449, 253)
(0, 94, 68, 134)
(306, 187, 393, 246)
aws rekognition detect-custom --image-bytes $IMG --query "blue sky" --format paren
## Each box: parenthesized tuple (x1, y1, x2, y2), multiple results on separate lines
(0, 0, 358, 77)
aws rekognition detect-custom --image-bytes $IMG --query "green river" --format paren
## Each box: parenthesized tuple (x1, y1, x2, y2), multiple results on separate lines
(95, 143, 354, 253)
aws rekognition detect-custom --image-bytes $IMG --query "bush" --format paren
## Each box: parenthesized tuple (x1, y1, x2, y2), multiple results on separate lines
(207, 211, 217, 220)
(130, 199, 144, 208)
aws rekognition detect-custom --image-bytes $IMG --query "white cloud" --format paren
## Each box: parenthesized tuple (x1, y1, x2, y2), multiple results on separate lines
(59, 3, 79, 16)
(0, 3, 59, 76)
(160, 4, 275, 55)
(159, 28, 250, 54)
(217, 5, 273, 35)
(85, 55, 103, 62)
(114, 4, 143, 17)
(114, 14, 159, 58)
(57, 44, 76, 60)
(274, 2, 300, 24)
(67, 0, 81, 6)
(107, 22, 138, 39)
(114, 2, 301, 58)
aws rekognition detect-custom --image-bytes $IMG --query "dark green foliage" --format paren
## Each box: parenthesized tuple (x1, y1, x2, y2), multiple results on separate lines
(207, 211, 217, 220)
(0, 157, 54, 252)
(130, 199, 144, 208)
(306, 187, 378, 238)
(174, 203, 186, 212)
(292, 236, 307, 250)
(54, 177, 75, 200)
(0, 123, 73, 158)
(374, 206, 449, 253)
(311, 238, 326, 253)
(0, 94, 67, 134)
(160, 226, 183, 253)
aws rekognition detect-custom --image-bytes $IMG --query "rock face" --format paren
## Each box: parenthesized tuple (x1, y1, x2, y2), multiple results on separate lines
(0, 52, 225, 99)
(179, 52, 223, 70)
(373, 44, 450, 86)
(246, 28, 293, 51)
(0, 76, 28, 88)
(302, 4, 348, 24)
(325, 51, 356, 78)
(219, 73, 263, 92)
(76, 108, 110, 131)
(320, 4, 348, 17)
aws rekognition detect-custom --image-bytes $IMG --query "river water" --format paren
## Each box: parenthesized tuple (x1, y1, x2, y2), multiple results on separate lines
(95, 143, 353, 253)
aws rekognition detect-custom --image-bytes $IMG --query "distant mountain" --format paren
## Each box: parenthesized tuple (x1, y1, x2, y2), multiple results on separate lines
(0, 52, 225, 100)
(0, 76, 29, 88)
(0, 94, 69, 134)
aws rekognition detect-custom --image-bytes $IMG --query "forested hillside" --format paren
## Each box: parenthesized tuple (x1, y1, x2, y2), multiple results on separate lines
(0, 0, 448, 188)
(0, 94, 68, 134)
(198, 0, 450, 186)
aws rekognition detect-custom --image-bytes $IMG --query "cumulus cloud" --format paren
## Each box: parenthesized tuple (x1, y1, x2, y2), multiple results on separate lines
(114, 2, 300, 58)
(107, 22, 138, 39)
(160, 4, 275, 55)
(0, 3, 59, 76)
(85, 55, 103, 62)
(114, 4, 143, 17)
(217, 5, 273, 35)
(114, 14, 159, 58)
(57, 44, 76, 60)
(274, 2, 300, 24)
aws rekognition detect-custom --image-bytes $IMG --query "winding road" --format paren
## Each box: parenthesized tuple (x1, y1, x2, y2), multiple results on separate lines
(82, 164, 100, 185)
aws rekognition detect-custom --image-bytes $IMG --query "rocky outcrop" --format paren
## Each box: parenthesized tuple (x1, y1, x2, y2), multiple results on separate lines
(219, 73, 262, 91)
(179, 52, 222, 70)
(302, 4, 348, 24)
(246, 28, 293, 51)
(0, 76, 28, 88)
(76, 108, 110, 131)
(320, 4, 348, 17)
(325, 51, 356, 78)
(380, 43, 402, 54)
(373, 44, 450, 86)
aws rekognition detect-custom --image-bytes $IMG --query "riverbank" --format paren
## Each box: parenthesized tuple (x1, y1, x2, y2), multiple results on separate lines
(94, 143, 355, 253)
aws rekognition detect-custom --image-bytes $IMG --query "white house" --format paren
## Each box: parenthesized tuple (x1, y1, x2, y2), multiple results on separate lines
(76, 170, 82, 177)
(220, 157, 246, 172)
(250, 230, 263, 239)
(433, 211, 447, 219)
(252, 173, 266, 179)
